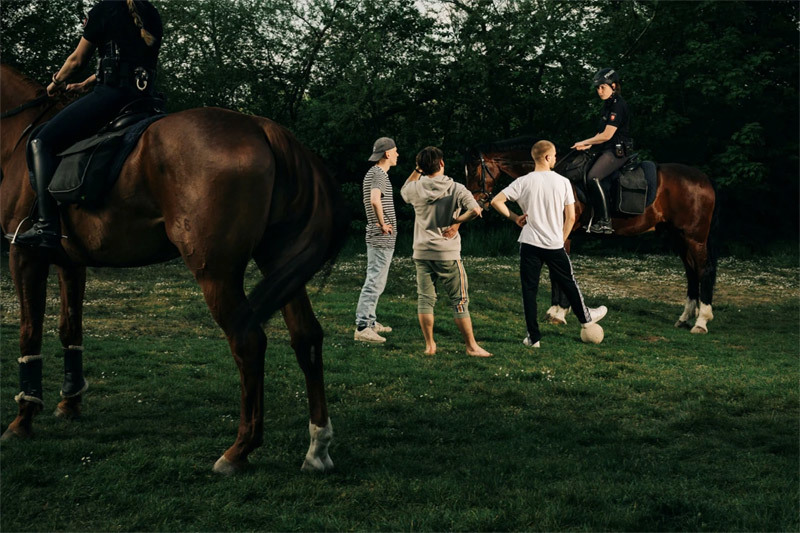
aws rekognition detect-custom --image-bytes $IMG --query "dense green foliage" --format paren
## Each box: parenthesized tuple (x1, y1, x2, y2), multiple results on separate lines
(1, 0, 797, 247)
(1, 252, 798, 531)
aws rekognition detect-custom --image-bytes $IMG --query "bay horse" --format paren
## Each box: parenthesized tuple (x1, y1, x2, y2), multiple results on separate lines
(0, 64, 348, 474)
(464, 136, 718, 334)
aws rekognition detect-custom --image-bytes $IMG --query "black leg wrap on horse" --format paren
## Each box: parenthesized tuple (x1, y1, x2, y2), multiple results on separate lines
(61, 346, 88, 398)
(16, 355, 44, 406)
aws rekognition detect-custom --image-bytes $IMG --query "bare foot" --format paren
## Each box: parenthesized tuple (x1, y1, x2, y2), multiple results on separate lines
(466, 345, 492, 357)
(424, 343, 437, 355)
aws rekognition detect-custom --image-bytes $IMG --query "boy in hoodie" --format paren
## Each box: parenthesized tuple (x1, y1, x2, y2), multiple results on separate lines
(400, 146, 492, 357)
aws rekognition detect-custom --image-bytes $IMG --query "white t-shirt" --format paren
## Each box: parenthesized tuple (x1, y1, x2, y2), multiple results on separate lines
(499, 170, 575, 250)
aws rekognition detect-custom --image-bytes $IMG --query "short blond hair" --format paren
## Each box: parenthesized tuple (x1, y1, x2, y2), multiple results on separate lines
(531, 140, 555, 163)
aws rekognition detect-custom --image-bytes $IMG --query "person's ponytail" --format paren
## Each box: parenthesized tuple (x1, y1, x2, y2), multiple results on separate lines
(127, 0, 156, 47)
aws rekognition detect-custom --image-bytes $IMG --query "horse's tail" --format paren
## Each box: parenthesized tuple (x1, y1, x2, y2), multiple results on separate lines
(245, 118, 349, 326)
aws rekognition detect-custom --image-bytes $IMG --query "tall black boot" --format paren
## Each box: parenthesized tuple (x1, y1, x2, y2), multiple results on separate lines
(12, 138, 62, 249)
(588, 178, 613, 234)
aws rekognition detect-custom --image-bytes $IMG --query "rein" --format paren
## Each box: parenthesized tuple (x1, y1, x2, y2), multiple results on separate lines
(0, 94, 49, 119)
(1, 94, 55, 153)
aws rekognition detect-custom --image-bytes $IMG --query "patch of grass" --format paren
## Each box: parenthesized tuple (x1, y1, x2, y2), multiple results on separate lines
(1, 248, 797, 531)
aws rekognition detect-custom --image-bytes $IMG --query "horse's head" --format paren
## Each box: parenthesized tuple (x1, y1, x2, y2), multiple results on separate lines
(465, 137, 543, 209)
(463, 145, 504, 209)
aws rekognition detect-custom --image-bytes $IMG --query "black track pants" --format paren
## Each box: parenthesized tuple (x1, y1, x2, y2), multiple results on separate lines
(520, 243, 591, 343)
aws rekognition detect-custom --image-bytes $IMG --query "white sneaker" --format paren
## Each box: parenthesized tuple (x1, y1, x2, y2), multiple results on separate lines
(582, 305, 608, 327)
(354, 327, 386, 343)
(372, 322, 392, 334)
(523, 335, 541, 348)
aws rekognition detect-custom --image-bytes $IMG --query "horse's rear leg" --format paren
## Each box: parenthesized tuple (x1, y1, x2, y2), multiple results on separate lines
(54, 265, 88, 419)
(2, 249, 48, 440)
(193, 271, 267, 475)
(689, 239, 715, 334)
(675, 237, 713, 333)
(280, 288, 333, 473)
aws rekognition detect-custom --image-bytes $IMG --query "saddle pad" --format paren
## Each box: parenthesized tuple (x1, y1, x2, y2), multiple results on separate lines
(49, 114, 164, 207)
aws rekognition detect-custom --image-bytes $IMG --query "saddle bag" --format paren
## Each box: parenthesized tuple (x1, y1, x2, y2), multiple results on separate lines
(617, 166, 648, 215)
(49, 130, 128, 207)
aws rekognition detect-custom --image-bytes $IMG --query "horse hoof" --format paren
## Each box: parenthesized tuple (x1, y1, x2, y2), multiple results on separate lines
(0, 427, 28, 441)
(674, 320, 691, 329)
(53, 405, 81, 419)
(690, 325, 708, 334)
(212, 455, 247, 475)
(301, 454, 334, 473)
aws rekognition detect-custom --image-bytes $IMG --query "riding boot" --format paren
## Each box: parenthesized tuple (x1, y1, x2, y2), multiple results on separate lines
(12, 138, 62, 249)
(588, 178, 613, 234)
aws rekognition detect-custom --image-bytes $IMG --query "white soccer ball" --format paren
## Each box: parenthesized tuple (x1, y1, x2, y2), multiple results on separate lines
(580, 323, 604, 344)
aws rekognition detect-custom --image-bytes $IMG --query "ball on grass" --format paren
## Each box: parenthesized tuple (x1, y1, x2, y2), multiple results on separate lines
(580, 323, 604, 344)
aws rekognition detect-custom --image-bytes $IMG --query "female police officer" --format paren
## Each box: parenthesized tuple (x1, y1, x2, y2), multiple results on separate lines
(13, 0, 162, 248)
(570, 68, 632, 235)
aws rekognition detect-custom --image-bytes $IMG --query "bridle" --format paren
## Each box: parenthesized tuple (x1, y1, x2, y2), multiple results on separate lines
(467, 152, 536, 207)
(475, 152, 498, 206)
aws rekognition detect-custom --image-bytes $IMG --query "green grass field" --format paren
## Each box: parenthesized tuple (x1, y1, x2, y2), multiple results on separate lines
(1, 247, 797, 531)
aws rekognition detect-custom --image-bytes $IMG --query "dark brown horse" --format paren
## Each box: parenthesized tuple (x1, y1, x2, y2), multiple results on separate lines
(464, 136, 718, 333)
(0, 64, 347, 474)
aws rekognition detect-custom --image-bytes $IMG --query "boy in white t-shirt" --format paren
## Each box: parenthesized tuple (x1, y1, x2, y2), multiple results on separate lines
(490, 140, 607, 347)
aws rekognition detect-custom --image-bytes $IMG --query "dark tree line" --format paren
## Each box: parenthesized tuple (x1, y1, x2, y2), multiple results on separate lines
(2, 0, 797, 247)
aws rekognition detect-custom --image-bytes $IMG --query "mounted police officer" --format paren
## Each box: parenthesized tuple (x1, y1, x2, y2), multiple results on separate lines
(13, 0, 162, 249)
(571, 67, 632, 235)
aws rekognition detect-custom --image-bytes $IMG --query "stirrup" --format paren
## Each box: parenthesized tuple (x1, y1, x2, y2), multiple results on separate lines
(10, 224, 62, 248)
(590, 220, 613, 235)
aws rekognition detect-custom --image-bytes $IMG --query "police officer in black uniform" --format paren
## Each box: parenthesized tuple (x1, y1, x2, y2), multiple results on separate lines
(571, 68, 632, 235)
(13, 0, 162, 249)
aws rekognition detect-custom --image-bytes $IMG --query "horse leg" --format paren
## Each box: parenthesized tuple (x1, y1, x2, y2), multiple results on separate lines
(688, 239, 715, 334)
(280, 288, 333, 473)
(671, 228, 699, 330)
(675, 296, 698, 330)
(2, 249, 48, 439)
(54, 265, 88, 419)
(192, 269, 266, 475)
(546, 240, 572, 325)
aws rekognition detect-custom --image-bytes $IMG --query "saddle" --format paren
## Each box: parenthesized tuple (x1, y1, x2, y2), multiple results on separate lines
(560, 151, 657, 216)
(38, 97, 166, 208)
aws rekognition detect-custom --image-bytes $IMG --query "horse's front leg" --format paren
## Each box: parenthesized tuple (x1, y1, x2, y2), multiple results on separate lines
(687, 239, 714, 334)
(54, 265, 88, 418)
(546, 238, 572, 325)
(2, 248, 49, 440)
(281, 288, 333, 473)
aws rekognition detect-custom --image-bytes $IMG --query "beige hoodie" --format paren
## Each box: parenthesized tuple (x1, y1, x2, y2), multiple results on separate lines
(400, 175, 479, 260)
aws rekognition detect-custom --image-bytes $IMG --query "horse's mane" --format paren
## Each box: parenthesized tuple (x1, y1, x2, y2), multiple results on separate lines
(1, 63, 46, 97)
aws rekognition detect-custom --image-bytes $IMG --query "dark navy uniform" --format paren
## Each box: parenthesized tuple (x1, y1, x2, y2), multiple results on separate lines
(36, 0, 163, 156)
(588, 93, 632, 182)
(13, 0, 162, 248)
